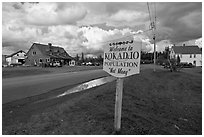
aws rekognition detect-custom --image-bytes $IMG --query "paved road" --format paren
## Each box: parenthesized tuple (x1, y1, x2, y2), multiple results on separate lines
(2, 69, 109, 104)
(2, 64, 163, 104)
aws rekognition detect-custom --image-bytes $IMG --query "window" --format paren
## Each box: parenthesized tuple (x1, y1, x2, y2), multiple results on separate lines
(193, 61, 196, 65)
(46, 58, 50, 62)
(190, 54, 192, 58)
(180, 54, 182, 58)
(194, 54, 196, 58)
(33, 51, 36, 55)
(17, 54, 19, 56)
(39, 58, 43, 63)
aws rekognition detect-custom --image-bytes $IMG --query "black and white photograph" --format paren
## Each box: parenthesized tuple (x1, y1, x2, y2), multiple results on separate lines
(2, 1, 202, 135)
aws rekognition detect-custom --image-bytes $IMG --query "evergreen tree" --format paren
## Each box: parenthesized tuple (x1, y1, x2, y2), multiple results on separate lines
(177, 55, 181, 64)
(81, 52, 84, 62)
(76, 54, 79, 61)
(97, 54, 103, 64)
(164, 47, 170, 59)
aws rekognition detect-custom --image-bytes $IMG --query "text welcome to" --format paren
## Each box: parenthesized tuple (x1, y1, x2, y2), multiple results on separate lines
(103, 40, 140, 76)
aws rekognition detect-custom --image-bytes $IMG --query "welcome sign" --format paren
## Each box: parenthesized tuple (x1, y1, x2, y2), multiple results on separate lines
(103, 36, 141, 78)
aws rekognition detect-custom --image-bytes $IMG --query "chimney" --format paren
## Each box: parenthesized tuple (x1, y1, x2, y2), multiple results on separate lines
(48, 43, 52, 46)
(48, 43, 52, 51)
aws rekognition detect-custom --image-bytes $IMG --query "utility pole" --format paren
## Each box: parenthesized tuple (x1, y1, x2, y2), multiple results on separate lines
(151, 21, 156, 72)
(153, 29, 156, 72)
(147, 2, 157, 72)
(153, 3, 157, 72)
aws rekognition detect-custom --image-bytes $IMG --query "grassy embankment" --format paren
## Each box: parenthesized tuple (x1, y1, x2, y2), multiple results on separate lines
(2, 66, 102, 78)
(2, 67, 202, 135)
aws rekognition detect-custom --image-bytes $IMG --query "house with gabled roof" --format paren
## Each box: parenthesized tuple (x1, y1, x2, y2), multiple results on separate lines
(25, 43, 73, 67)
(5, 50, 27, 66)
(170, 45, 202, 66)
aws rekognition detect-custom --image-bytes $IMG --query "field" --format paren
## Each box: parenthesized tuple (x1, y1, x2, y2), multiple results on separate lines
(2, 65, 202, 135)
(2, 66, 102, 78)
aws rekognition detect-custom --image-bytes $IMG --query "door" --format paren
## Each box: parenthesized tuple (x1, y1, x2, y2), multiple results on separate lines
(193, 60, 196, 66)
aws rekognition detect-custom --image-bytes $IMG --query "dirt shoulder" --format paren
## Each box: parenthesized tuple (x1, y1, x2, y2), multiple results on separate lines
(2, 66, 202, 135)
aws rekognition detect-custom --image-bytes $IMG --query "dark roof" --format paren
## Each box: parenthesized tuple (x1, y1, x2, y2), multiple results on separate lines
(7, 50, 26, 57)
(2, 55, 7, 58)
(33, 43, 73, 59)
(172, 46, 202, 54)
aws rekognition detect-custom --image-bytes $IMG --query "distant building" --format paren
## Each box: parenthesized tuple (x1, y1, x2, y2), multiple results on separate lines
(5, 50, 26, 66)
(25, 43, 73, 66)
(170, 45, 202, 66)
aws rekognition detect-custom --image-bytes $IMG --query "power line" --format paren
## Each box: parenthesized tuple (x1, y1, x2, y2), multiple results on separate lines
(153, 2, 157, 30)
(147, 2, 152, 28)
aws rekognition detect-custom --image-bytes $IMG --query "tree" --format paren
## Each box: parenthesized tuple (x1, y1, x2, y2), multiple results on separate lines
(81, 52, 84, 62)
(97, 54, 103, 64)
(164, 47, 170, 59)
(76, 54, 79, 61)
(177, 55, 180, 64)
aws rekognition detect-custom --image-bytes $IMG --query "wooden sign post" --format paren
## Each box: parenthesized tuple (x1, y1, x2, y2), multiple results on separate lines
(114, 78, 123, 133)
(103, 36, 141, 133)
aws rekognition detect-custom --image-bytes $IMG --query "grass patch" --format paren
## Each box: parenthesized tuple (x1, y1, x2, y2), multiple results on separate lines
(2, 67, 202, 135)
(2, 67, 50, 78)
(2, 66, 102, 78)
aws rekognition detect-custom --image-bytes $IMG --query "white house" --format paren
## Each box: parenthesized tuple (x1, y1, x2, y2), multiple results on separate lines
(170, 45, 202, 66)
(6, 50, 27, 66)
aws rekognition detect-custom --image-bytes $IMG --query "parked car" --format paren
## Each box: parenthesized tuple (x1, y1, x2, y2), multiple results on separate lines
(86, 62, 94, 66)
(141, 60, 153, 64)
(50, 61, 62, 67)
(81, 62, 86, 66)
(180, 63, 194, 68)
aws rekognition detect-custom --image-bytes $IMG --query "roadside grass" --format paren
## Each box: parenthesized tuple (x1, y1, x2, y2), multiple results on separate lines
(2, 67, 202, 135)
(2, 66, 102, 78)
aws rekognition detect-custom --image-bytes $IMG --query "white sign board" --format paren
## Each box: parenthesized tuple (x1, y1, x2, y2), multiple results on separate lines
(103, 36, 141, 78)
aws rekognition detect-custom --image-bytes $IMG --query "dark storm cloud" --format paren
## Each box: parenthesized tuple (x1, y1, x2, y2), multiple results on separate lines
(8, 26, 24, 32)
(156, 2, 202, 43)
(83, 2, 147, 15)
(2, 2, 202, 55)
(40, 27, 49, 35)
(90, 23, 146, 31)
(12, 2, 39, 10)
(55, 2, 76, 11)
(20, 2, 39, 5)
(84, 2, 201, 43)
(2, 40, 31, 53)
(12, 3, 22, 9)
(64, 31, 76, 39)
(23, 3, 88, 26)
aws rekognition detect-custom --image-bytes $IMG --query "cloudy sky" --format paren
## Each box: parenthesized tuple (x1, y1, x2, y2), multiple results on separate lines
(2, 2, 202, 57)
